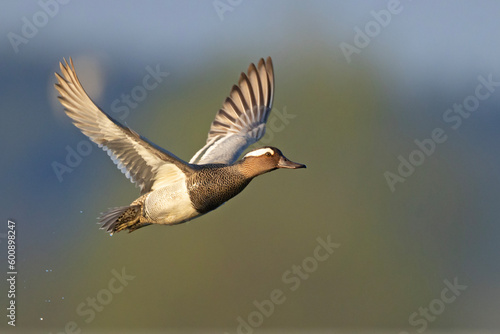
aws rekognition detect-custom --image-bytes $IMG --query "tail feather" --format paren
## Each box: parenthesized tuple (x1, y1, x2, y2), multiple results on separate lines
(100, 206, 129, 231)
(99, 205, 150, 234)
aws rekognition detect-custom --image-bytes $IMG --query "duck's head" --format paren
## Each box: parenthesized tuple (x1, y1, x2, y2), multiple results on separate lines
(239, 146, 306, 178)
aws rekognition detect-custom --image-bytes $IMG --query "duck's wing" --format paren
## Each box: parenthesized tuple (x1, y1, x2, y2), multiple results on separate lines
(189, 57, 274, 165)
(55, 58, 193, 195)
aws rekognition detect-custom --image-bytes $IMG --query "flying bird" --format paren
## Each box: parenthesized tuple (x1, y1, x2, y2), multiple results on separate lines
(55, 57, 305, 234)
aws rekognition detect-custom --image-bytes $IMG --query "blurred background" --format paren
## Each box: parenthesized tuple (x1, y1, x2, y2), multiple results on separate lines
(1, 1, 500, 333)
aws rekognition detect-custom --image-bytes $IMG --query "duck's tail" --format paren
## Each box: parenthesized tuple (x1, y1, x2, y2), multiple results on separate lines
(99, 204, 150, 234)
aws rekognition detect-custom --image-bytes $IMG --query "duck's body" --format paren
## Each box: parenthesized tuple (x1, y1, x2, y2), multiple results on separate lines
(55, 57, 305, 234)
(109, 163, 251, 232)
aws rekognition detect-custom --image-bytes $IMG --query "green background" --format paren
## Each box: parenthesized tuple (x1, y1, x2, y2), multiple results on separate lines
(1, 1, 500, 333)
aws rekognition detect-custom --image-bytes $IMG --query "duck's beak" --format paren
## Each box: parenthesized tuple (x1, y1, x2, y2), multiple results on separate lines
(278, 156, 307, 169)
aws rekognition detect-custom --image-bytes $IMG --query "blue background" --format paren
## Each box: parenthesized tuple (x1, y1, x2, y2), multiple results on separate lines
(1, 1, 500, 333)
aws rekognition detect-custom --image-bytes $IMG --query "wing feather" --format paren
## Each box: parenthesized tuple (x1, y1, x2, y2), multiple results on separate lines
(190, 57, 274, 165)
(55, 58, 192, 195)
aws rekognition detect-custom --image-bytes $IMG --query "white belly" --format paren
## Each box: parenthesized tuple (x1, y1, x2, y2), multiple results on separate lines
(144, 181, 199, 225)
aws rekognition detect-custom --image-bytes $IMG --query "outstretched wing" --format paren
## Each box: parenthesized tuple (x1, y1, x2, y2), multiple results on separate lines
(189, 57, 274, 165)
(55, 58, 193, 195)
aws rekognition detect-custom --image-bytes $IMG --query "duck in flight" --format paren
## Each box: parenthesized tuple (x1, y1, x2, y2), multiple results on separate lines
(55, 57, 306, 234)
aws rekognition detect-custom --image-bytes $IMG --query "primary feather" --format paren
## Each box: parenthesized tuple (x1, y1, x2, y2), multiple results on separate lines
(189, 57, 274, 165)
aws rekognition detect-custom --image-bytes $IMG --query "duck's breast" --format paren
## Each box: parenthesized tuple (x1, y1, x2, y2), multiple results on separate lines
(187, 167, 251, 214)
(144, 180, 199, 225)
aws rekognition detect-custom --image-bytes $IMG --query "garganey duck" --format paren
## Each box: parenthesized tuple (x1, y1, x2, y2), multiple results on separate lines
(55, 57, 306, 234)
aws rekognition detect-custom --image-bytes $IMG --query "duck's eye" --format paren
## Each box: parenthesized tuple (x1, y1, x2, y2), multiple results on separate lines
(265, 152, 272, 157)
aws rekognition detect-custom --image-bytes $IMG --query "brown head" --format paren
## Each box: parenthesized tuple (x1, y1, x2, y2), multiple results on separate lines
(238, 146, 306, 178)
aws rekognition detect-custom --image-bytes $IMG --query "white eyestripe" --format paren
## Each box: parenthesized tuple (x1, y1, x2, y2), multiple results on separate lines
(244, 148, 274, 158)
